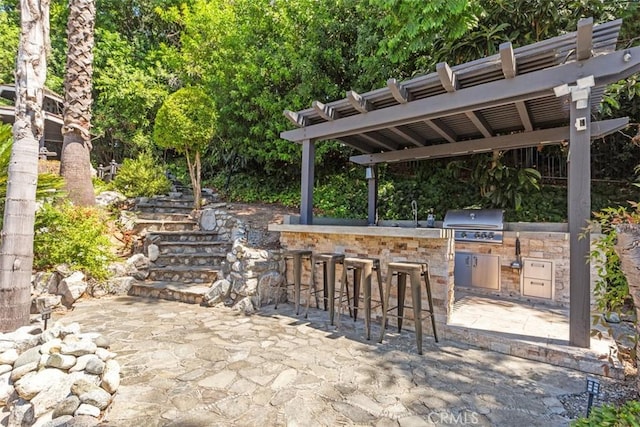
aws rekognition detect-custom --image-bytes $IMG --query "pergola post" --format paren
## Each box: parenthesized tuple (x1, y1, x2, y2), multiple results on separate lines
(568, 88, 592, 348)
(366, 165, 377, 225)
(300, 139, 314, 225)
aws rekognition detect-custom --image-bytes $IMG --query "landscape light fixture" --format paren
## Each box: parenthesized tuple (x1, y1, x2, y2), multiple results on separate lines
(365, 166, 374, 180)
(585, 377, 601, 416)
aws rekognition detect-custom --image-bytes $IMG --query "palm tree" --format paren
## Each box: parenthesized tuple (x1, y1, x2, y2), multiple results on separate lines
(59, 0, 96, 206)
(0, 0, 50, 332)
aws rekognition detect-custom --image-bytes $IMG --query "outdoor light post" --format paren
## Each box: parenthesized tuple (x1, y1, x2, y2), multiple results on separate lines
(586, 376, 601, 417)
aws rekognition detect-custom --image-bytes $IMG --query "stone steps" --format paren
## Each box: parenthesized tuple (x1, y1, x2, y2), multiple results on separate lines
(137, 212, 193, 221)
(156, 241, 231, 255)
(154, 251, 227, 267)
(133, 220, 198, 233)
(128, 281, 209, 305)
(129, 193, 232, 305)
(147, 265, 219, 283)
(148, 231, 229, 243)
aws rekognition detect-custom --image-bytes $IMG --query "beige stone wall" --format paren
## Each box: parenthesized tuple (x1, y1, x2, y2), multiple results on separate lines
(279, 232, 454, 332)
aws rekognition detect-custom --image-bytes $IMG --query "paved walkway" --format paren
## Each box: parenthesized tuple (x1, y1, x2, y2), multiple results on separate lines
(53, 296, 589, 426)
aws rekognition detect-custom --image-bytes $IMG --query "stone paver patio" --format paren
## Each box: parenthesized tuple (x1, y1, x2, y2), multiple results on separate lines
(52, 296, 590, 426)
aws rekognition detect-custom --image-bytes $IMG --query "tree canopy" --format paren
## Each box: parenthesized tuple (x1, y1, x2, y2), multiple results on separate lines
(0, 0, 639, 208)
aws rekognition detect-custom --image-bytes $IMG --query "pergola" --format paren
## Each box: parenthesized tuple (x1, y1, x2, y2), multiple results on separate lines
(280, 18, 640, 348)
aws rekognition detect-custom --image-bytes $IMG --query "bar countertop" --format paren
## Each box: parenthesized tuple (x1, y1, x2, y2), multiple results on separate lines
(268, 223, 452, 239)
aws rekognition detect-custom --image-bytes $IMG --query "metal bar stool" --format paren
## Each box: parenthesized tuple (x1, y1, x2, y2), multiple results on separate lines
(305, 253, 345, 325)
(378, 261, 438, 354)
(276, 250, 312, 315)
(336, 257, 384, 340)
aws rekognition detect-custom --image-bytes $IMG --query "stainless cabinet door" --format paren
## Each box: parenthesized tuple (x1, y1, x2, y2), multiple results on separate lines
(471, 254, 500, 290)
(454, 252, 473, 287)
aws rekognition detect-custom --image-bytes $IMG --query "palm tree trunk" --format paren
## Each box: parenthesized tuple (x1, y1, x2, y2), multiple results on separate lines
(59, 0, 96, 206)
(0, 0, 50, 332)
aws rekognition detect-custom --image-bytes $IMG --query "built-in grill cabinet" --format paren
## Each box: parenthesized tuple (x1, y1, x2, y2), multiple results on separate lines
(454, 252, 501, 290)
(521, 258, 554, 299)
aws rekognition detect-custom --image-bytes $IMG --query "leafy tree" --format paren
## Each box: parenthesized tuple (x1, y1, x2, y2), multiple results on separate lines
(0, 4, 19, 84)
(153, 86, 216, 209)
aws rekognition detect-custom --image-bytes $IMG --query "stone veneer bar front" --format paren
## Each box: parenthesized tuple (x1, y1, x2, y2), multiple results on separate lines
(268, 222, 621, 378)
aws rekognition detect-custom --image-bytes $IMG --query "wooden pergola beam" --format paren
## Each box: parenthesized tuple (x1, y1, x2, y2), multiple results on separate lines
(387, 78, 410, 104)
(425, 119, 457, 143)
(347, 90, 372, 113)
(388, 126, 425, 147)
(437, 62, 458, 92)
(350, 118, 628, 165)
(465, 111, 493, 138)
(576, 17, 594, 61)
(500, 42, 517, 79)
(312, 101, 340, 121)
(283, 109, 308, 127)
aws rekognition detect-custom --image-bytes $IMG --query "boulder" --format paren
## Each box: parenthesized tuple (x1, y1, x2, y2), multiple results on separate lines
(15, 369, 66, 400)
(58, 272, 87, 307)
(13, 346, 42, 369)
(74, 403, 101, 417)
(203, 279, 232, 307)
(0, 348, 19, 365)
(199, 209, 217, 231)
(0, 371, 14, 406)
(77, 387, 111, 410)
(10, 361, 38, 382)
(40, 339, 62, 355)
(61, 339, 97, 357)
(42, 415, 74, 426)
(100, 360, 120, 394)
(52, 395, 80, 418)
(8, 399, 34, 427)
(45, 354, 77, 370)
(29, 371, 84, 418)
(1, 327, 41, 353)
(104, 277, 138, 295)
(147, 244, 159, 262)
(84, 357, 105, 376)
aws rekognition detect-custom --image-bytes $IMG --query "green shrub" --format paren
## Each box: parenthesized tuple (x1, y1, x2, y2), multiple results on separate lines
(34, 202, 116, 280)
(112, 152, 171, 197)
(572, 400, 640, 426)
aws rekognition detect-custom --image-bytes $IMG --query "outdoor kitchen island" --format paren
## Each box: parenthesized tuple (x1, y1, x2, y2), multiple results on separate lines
(269, 219, 618, 378)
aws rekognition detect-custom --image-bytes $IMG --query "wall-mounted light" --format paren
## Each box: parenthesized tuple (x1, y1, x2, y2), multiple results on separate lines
(365, 166, 374, 180)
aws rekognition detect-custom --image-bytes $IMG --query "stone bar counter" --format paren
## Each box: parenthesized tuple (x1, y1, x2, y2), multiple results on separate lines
(269, 221, 456, 335)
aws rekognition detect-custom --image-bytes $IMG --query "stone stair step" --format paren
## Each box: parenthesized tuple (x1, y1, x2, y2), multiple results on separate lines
(153, 252, 227, 267)
(148, 231, 227, 243)
(128, 281, 209, 305)
(135, 204, 195, 214)
(133, 220, 197, 233)
(137, 212, 194, 221)
(147, 265, 220, 283)
(156, 241, 231, 255)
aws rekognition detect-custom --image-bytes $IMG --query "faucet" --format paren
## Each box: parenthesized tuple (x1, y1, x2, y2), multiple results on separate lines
(411, 200, 418, 227)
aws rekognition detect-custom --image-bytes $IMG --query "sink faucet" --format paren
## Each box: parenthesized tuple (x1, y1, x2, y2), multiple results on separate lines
(411, 200, 418, 227)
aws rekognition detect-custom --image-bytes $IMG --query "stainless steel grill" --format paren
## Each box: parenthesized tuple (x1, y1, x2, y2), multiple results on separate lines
(443, 209, 504, 244)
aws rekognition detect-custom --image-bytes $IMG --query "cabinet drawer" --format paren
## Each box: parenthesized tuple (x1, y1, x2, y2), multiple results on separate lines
(523, 259, 552, 280)
(522, 278, 553, 299)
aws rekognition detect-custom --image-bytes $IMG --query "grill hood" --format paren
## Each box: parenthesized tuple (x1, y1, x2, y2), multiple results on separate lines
(443, 209, 504, 230)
